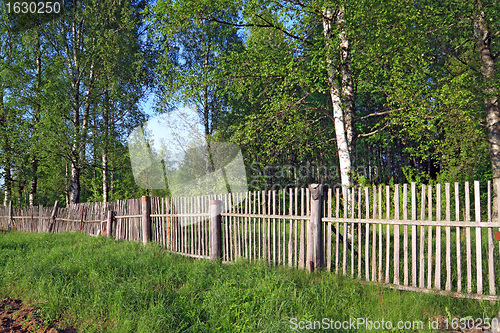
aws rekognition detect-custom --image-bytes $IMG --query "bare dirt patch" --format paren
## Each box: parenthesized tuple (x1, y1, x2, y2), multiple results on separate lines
(0, 298, 76, 333)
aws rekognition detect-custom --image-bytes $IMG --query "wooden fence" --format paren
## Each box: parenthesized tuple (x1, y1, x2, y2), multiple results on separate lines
(1, 181, 500, 301)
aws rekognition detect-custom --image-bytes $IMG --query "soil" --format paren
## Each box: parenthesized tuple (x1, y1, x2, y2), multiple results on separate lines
(0, 298, 76, 333)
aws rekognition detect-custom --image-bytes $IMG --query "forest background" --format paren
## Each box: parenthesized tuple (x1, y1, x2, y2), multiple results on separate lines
(0, 0, 498, 208)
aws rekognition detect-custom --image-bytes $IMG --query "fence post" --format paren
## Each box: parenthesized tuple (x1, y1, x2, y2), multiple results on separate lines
(210, 200, 222, 262)
(142, 196, 151, 245)
(48, 201, 59, 233)
(8, 201, 12, 231)
(308, 184, 324, 272)
(38, 205, 42, 233)
(107, 210, 114, 238)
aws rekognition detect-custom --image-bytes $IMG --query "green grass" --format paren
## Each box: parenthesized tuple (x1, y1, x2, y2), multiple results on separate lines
(0, 230, 498, 332)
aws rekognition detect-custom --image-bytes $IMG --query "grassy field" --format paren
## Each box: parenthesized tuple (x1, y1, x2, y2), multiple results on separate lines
(0, 230, 498, 332)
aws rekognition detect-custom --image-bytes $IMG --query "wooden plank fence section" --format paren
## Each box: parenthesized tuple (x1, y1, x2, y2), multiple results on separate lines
(1, 181, 500, 301)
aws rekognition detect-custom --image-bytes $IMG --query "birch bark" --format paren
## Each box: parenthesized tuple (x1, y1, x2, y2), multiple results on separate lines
(322, 6, 355, 187)
(472, 0, 500, 219)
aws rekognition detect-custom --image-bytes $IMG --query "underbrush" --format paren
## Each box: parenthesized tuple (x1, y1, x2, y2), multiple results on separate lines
(0, 231, 497, 332)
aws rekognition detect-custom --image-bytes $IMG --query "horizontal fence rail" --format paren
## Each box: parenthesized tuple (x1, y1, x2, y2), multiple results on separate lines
(1, 180, 500, 301)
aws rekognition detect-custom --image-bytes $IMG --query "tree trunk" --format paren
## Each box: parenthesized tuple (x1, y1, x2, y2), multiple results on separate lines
(29, 31, 42, 207)
(70, 156, 80, 205)
(3, 165, 11, 206)
(65, 162, 70, 205)
(0, 87, 11, 206)
(203, 42, 213, 175)
(102, 90, 109, 203)
(29, 159, 37, 206)
(322, 6, 355, 187)
(110, 153, 115, 198)
(103, 150, 108, 202)
(472, 0, 500, 220)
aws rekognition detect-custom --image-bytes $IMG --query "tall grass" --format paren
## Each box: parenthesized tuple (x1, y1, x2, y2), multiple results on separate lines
(0, 230, 498, 332)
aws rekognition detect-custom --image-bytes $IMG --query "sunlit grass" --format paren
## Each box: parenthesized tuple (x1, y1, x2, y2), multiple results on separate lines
(0, 230, 498, 332)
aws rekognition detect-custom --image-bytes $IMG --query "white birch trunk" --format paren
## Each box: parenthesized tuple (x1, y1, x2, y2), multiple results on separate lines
(103, 150, 108, 203)
(473, 1, 500, 220)
(323, 6, 354, 187)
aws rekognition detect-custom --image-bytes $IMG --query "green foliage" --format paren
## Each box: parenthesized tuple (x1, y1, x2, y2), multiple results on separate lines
(1, 0, 499, 206)
(401, 166, 430, 184)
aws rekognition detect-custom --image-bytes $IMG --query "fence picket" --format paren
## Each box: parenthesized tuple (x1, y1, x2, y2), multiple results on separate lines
(419, 184, 426, 289)
(359, 187, 363, 280)
(385, 185, 390, 283)
(411, 182, 417, 287)
(327, 188, 332, 272)
(445, 183, 452, 291)
(465, 181, 472, 294)
(403, 184, 408, 286)
(365, 187, 370, 281)
(394, 184, 400, 285)
(487, 181, 496, 295)
(427, 185, 433, 290)
(378, 185, 382, 282)
(455, 182, 462, 293)
(342, 187, 348, 276)
(435, 184, 442, 290)
(475, 181, 483, 295)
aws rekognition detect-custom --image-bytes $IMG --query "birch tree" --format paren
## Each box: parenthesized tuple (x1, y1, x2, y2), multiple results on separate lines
(322, 5, 354, 187)
(472, 0, 500, 205)
(41, 0, 148, 204)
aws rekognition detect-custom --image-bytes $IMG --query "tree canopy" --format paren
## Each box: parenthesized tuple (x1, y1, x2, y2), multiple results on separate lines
(0, 0, 499, 206)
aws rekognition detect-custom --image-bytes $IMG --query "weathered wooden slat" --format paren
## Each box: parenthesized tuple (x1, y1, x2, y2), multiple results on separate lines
(246, 192, 250, 260)
(419, 184, 426, 289)
(276, 191, 280, 265)
(258, 191, 262, 261)
(342, 187, 348, 276)
(354, 188, 358, 277)
(299, 188, 305, 269)
(289, 188, 293, 267)
(394, 184, 400, 285)
(335, 188, 340, 274)
(474, 181, 483, 295)
(385, 185, 390, 283)
(445, 183, 452, 291)
(498, 181, 500, 292)
(435, 184, 442, 290)
(294, 188, 298, 267)
(403, 184, 408, 286)
(485, 181, 496, 296)
(456, 182, 462, 293)
(191, 196, 195, 254)
(272, 191, 277, 265)
(378, 185, 382, 281)
(253, 191, 257, 261)
(327, 188, 332, 272)
(465, 181, 472, 294)
(365, 187, 370, 281)
(282, 189, 286, 265)
(487, 181, 496, 295)
(371, 186, 377, 282)
(229, 195, 234, 259)
(427, 185, 433, 290)
(411, 182, 417, 287)
(359, 187, 363, 279)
